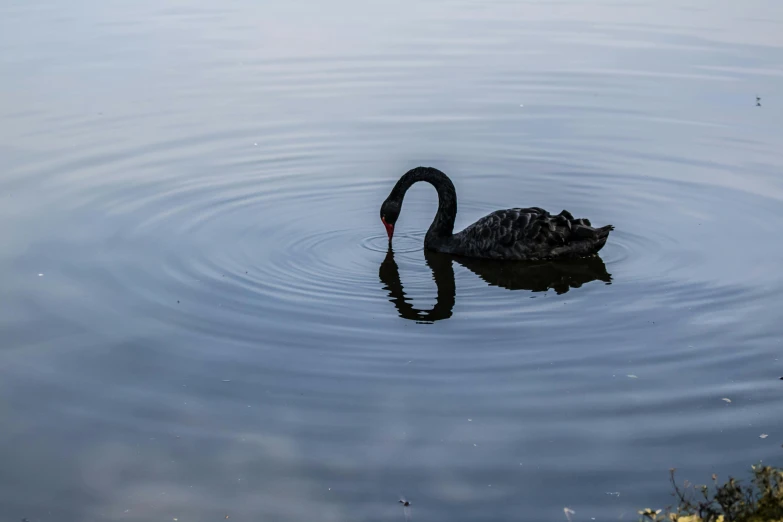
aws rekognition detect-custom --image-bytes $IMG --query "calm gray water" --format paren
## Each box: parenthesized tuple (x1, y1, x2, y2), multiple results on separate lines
(2, 1, 783, 521)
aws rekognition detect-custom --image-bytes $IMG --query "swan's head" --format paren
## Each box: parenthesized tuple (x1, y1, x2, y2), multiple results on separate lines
(380, 199, 401, 242)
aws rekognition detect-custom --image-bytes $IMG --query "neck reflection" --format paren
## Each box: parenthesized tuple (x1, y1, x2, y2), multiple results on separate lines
(379, 248, 456, 323)
(379, 249, 612, 323)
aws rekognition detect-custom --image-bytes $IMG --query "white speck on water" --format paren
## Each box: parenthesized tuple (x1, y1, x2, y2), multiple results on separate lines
(253, 142, 258, 146)
(564, 507, 575, 522)
(38, 273, 43, 277)
(519, 104, 524, 107)
(627, 374, 638, 379)
(760, 433, 769, 439)
(222, 379, 232, 382)
(473, 443, 477, 447)
(722, 398, 732, 403)
(605, 492, 620, 496)
(468, 418, 472, 422)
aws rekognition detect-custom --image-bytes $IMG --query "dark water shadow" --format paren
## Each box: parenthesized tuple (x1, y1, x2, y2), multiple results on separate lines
(379, 248, 612, 323)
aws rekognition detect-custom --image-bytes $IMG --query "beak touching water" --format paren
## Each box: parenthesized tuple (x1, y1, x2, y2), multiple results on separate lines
(382, 217, 394, 242)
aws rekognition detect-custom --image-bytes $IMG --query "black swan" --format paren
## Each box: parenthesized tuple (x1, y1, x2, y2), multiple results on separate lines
(380, 167, 613, 261)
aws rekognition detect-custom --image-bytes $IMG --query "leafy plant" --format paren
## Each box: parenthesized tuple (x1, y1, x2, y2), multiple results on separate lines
(638, 465, 783, 522)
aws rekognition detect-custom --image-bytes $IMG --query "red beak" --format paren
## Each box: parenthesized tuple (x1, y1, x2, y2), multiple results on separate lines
(382, 217, 394, 241)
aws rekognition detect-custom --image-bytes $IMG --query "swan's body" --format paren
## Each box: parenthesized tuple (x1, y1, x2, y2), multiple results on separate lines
(380, 167, 613, 261)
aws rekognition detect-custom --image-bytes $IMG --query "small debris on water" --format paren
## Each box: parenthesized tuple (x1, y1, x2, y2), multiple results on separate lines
(38, 273, 43, 277)
(605, 492, 621, 496)
(564, 507, 575, 522)
(627, 374, 638, 379)
(468, 418, 472, 422)
(722, 398, 732, 403)
(760, 433, 769, 439)
(222, 379, 232, 382)
(399, 497, 412, 522)
(756, 96, 761, 107)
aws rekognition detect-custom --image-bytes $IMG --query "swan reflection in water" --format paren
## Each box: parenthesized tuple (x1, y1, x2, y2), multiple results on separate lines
(379, 248, 611, 323)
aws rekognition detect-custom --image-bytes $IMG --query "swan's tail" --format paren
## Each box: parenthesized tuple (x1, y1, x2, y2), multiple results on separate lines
(586, 225, 613, 256)
(596, 224, 614, 238)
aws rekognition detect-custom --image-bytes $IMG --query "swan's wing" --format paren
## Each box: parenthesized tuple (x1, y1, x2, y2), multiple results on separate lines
(455, 208, 610, 259)
(455, 208, 556, 249)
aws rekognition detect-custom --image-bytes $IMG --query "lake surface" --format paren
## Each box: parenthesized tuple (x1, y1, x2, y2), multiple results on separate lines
(2, 1, 783, 520)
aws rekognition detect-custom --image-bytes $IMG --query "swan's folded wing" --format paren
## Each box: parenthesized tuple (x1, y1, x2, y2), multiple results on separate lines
(454, 208, 607, 259)
(457, 208, 553, 244)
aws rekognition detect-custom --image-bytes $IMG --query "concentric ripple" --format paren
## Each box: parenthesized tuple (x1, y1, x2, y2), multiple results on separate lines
(3, 2, 783, 521)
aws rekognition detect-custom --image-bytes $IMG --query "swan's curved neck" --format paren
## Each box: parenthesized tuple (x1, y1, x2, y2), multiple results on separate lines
(390, 167, 457, 244)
